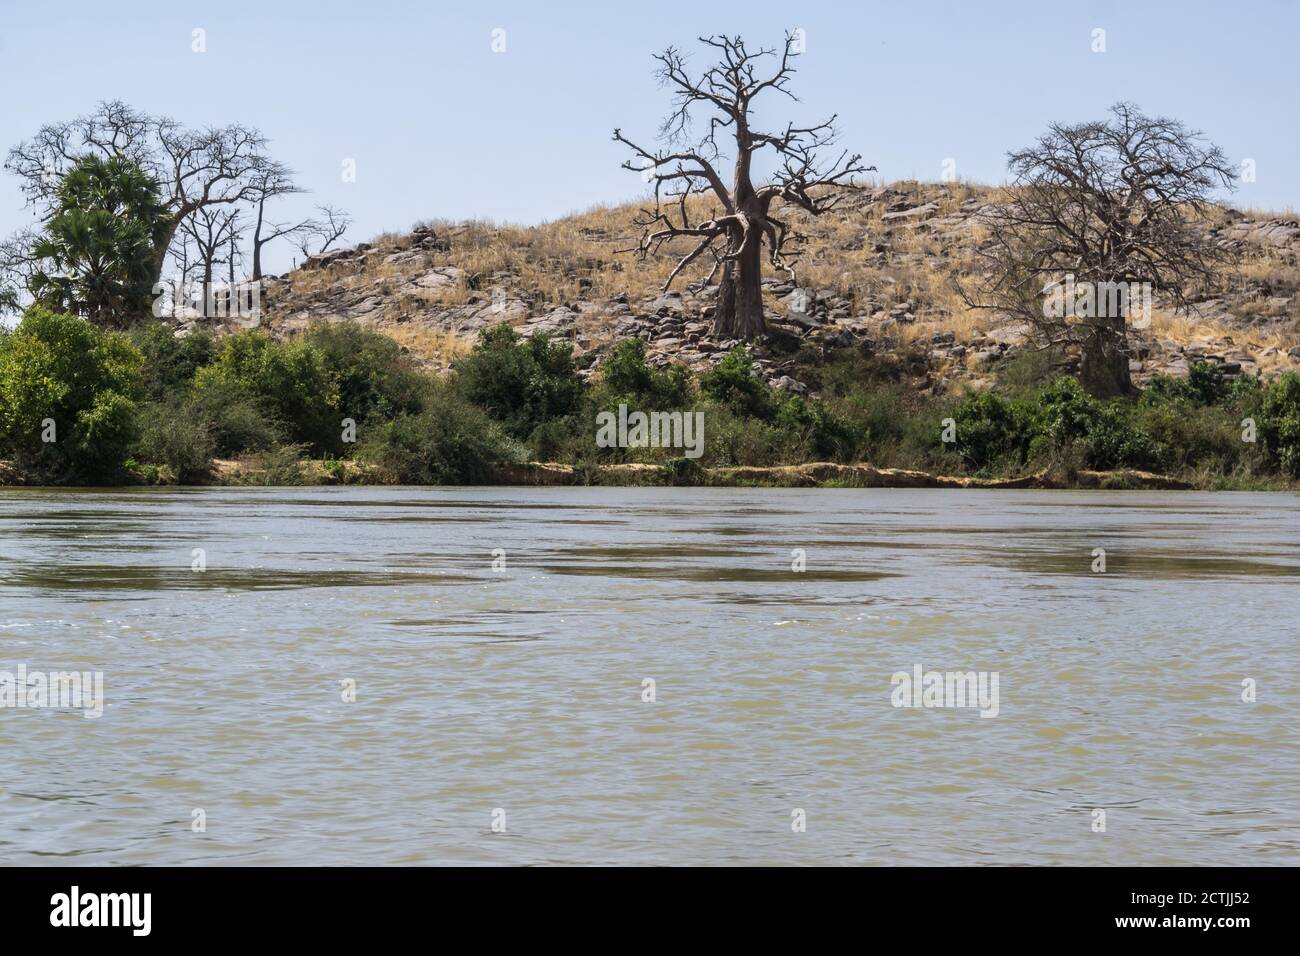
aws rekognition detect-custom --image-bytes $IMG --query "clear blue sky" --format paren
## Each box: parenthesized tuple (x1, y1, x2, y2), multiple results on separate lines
(1, 0, 1296, 274)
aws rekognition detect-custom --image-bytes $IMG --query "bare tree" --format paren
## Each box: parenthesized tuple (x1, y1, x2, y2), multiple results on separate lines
(0, 227, 42, 314)
(964, 102, 1237, 397)
(614, 33, 870, 340)
(180, 206, 242, 319)
(4, 100, 283, 293)
(248, 164, 308, 281)
(294, 205, 352, 260)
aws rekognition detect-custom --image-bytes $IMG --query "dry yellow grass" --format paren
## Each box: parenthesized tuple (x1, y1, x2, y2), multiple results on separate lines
(266, 181, 1299, 374)
(381, 326, 474, 367)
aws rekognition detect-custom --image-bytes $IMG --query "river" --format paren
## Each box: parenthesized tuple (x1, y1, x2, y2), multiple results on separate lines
(0, 487, 1296, 865)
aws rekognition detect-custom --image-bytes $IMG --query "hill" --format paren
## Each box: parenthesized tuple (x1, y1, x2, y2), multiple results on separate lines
(253, 181, 1300, 397)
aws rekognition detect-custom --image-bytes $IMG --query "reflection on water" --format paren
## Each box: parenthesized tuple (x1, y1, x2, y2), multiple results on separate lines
(0, 486, 1297, 865)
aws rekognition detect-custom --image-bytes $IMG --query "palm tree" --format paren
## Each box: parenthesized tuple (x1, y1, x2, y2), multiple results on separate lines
(29, 155, 172, 328)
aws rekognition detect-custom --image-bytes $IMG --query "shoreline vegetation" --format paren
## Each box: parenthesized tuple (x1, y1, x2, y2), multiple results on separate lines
(3, 90, 1300, 494)
(1, 311, 1298, 491)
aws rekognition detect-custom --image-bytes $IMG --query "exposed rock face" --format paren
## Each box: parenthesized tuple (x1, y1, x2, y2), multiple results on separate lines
(248, 184, 1300, 397)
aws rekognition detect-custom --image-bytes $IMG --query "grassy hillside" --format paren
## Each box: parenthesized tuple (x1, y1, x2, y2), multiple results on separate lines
(260, 180, 1300, 393)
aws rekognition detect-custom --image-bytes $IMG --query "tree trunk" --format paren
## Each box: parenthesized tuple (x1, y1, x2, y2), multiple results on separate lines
(1079, 316, 1132, 398)
(252, 197, 265, 281)
(150, 213, 186, 291)
(711, 225, 765, 340)
(712, 262, 736, 335)
(202, 260, 214, 322)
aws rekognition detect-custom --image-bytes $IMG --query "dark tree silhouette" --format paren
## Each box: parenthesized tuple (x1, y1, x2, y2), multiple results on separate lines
(615, 33, 870, 340)
(249, 164, 306, 282)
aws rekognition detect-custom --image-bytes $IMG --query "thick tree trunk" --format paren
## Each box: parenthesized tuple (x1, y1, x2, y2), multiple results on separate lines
(711, 227, 765, 340)
(150, 215, 185, 290)
(713, 262, 736, 334)
(1079, 316, 1132, 398)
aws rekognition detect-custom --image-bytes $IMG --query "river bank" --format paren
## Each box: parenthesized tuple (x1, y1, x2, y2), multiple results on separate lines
(4, 456, 1285, 490)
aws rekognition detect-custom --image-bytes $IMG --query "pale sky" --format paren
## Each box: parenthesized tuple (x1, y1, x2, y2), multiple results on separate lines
(1, 0, 1296, 275)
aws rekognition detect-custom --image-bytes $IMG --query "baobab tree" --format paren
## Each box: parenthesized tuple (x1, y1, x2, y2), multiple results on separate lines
(615, 33, 870, 340)
(966, 102, 1237, 396)
(5, 100, 284, 293)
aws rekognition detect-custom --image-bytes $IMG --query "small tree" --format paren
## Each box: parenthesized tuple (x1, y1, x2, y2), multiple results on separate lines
(966, 103, 1237, 397)
(179, 205, 242, 317)
(615, 33, 870, 340)
(248, 164, 305, 281)
(0, 307, 143, 481)
(294, 205, 352, 261)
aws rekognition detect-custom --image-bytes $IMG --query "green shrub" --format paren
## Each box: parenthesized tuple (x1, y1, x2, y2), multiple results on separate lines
(135, 401, 216, 482)
(773, 396, 861, 462)
(1036, 377, 1164, 470)
(129, 322, 217, 402)
(302, 321, 424, 427)
(322, 457, 346, 483)
(0, 307, 142, 481)
(526, 414, 591, 462)
(1260, 372, 1300, 476)
(661, 456, 705, 485)
(597, 337, 692, 410)
(1141, 361, 1227, 407)
(244, 443, 310, 486)
(951, 390, 1037, 472)
(1132, 402, 1243, 474)
(72, 390, 141, 480)
(1223, 374, 1265, 410)
(701, 407, 797, 467)
(356, 384, 521, 484)
(193, 330, 338, 452)
(453, 323, 586, 439)
(186, 377, 282, 457)
(699, 346, 776, 420)
(1186, 361, 1229, 406)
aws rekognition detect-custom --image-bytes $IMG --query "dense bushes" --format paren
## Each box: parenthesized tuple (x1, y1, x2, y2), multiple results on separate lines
(356, 382, 520, 484)
(3, 313, 1299, 487)
(699, 346, 775, 419)
(193, 331, 339, 452)
(947, 375, 1175, 475)
(141, 320, 428, 463)
(1260, 372, 1300, 476)
(130, 323, 218, 401)
(938, 363, 1279, 477)
(453, 324, 585, 440)
(950, 391, 1037, 472)
(0, 307, 143, 482)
